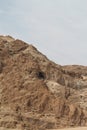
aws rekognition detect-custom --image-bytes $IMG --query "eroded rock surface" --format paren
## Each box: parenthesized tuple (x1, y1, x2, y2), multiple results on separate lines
(0, 35, 87, 130)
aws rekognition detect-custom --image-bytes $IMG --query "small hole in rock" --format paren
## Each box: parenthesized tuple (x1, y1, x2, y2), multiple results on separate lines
(37, 71, 45, 79)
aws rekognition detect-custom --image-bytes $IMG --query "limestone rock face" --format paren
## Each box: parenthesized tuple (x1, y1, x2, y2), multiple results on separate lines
(0, 35, 87, 130)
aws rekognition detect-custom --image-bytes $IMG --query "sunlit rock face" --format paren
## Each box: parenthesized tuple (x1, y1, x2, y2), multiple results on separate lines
(0, 35, 87, 130)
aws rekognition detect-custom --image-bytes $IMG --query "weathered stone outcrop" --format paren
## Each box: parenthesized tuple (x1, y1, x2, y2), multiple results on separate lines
(0, 35, 87, 130)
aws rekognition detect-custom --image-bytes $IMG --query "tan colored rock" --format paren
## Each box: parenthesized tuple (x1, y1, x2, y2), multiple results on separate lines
(0, 35, 87, 130)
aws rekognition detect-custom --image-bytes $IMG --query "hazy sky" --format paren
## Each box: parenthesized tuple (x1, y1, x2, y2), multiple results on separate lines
(0, 0, 87, 65)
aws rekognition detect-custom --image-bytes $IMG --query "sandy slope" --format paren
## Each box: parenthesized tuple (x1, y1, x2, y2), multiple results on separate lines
(50, 127, 87, 130)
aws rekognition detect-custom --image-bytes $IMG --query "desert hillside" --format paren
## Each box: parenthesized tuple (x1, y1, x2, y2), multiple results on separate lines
(0, 35, 87, 130)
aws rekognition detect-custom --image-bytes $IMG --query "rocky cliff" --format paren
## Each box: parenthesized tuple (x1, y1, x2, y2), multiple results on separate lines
(0, 35, 87, 130)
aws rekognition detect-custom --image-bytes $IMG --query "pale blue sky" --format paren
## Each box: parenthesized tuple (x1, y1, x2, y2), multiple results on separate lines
(0, 0, 87, 65)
